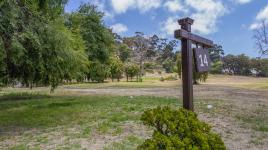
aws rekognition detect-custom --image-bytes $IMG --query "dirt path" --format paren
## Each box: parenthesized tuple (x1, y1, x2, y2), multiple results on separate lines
(64, 84, 268, 103)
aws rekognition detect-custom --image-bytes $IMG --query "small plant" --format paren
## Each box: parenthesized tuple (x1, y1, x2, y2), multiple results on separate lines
(138, 106, 226, 150)
(159, 77, 165, 82)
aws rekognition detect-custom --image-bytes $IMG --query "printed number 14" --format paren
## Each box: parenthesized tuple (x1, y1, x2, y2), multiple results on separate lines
(199, 54, 208, 67)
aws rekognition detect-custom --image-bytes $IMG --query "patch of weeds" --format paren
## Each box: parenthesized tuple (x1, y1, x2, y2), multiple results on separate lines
(249, 135, 266, 145)
(82, 127, 92, 137)
(97, 121, 111, 134)
(112, 127, 123, 136)
(104, 135, 144, 150)
(36, 135, 49, 144)
(236, 106, 268, 132)
(195, 99, 224, 115)
(10, 145, 28, 150)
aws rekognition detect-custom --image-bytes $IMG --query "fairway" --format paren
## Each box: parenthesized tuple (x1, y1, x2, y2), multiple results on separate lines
(0, 75, 268, 149)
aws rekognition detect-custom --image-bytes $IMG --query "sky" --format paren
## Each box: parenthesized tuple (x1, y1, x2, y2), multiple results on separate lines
(65, 0, 268, 57)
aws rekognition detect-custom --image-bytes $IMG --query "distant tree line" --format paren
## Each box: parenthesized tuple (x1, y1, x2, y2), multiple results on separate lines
(208, 45, 268, 77)
(1, 1, 267, 91)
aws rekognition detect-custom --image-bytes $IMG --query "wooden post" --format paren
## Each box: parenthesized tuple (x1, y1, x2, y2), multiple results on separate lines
(179, 18, 194, 111)
(175, 17, 213, 112)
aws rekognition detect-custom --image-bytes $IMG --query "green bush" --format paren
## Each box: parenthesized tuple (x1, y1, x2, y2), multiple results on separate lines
(138, 106, 226, 150)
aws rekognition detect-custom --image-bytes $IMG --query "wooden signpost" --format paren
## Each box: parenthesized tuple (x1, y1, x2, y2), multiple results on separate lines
(174, 17, 213, 111)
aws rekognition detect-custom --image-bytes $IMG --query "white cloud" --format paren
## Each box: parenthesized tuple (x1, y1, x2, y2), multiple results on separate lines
(233, 0, 253, 4)
(250, 4, 268, 30)
(111, 0, 135, 14)
(160, 0, 227, 35)
(111, 0, 161, 14)
(164, 0, 184, 13)
(256, 5, 268, 21)
(111, 23, 128, 34)
(137, 0, 161, 12)
(185, 0, 227, 35)
(161, 17, 180, 35)
(249, 23, 261, 30)
(91, 0, 114, 19)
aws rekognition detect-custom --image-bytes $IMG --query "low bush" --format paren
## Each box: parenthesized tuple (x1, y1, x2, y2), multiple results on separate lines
(138, 106, 226, 150)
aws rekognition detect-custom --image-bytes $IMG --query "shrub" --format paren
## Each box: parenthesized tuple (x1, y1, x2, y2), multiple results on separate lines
(138, 106, 226, 150)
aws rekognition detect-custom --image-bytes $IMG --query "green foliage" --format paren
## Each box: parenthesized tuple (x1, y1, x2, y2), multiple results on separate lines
(176, 53, 208, 84)
(109, 57, 124, 81)
(124, 63, 140, 82)
(162, 59, 175, 73)
(0, 38, 5, 86)
(211, 61, 223, 74)
(223, 54, 251, 75)
(208, 44, 224, 63)
(67, 4, 115, 83)
(138, 106, 226, 150)
(176, 53, 182, 78)
(251, 58, 268, 77)
(0, 0, 88, 91)
(69, 4, 114, 63)
(88, 61, 110, 83)
(117, 44, 131, 62)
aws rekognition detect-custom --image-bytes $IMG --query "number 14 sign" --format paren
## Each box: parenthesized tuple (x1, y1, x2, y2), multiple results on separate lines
(193, 48, 211, 72)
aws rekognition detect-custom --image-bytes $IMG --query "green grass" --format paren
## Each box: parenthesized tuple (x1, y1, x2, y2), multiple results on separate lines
(236, 105, 268, 132)
(63, 77, 179, 89)
(104, 135, 144, 150)
(0, 93, 180, 132)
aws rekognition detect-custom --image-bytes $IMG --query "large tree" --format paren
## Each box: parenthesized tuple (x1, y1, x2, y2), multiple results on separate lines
(67, 4, 115, 82)
(0, 0, 88, 91)
(253, 21, 268, 56)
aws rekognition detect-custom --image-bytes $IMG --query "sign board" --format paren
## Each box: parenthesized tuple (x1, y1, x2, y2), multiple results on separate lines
(193, 48, 211, 72)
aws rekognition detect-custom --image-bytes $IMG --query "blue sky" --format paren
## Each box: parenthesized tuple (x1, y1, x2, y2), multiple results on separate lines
(65, 0, 268, 57)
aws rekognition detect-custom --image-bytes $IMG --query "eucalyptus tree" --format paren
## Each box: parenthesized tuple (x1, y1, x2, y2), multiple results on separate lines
(67, 4, 115, 82)
(0, 0, 88, 91)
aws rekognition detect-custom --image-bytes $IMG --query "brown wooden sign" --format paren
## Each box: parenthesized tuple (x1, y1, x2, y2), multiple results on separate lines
(174, 17, 213, 111)
(193, 48, 211, 72)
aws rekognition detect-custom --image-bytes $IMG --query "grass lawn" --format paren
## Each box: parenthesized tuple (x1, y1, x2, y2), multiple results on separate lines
(0, 93, 182, 149)
(1, 74, 268, 149)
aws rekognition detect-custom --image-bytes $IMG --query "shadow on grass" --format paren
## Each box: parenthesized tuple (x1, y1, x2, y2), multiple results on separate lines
(0, 92, 51, 102)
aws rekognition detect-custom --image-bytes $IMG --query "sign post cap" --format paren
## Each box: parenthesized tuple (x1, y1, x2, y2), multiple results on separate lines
(178, 17, 194, 25)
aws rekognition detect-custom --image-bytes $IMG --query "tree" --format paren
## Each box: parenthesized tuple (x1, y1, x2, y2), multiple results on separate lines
(251, 58, 268, 77)
(253, 21, 268, 56)
(0, 0, 88, 91)
(210, 61, 223, 74)
(67, 4, 115, 82)
(88, 61, 110, 83)
(124, 32, 156, 81)
(176, 52, 182, 78)
(109, 57, 124, 82)
(124, 63, 140, 82)
(208, 44, 224, 63)
(223, 54, 251, 75)
(116, 44, 131, 62)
